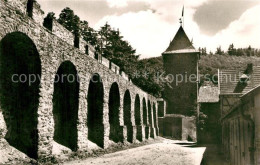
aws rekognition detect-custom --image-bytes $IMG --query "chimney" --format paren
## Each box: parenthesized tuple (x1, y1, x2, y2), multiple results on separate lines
(245, 63, 253, 74)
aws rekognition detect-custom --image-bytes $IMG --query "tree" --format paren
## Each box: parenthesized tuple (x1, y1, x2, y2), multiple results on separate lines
(236, 48, 245, 56)
(246, 45, 252, 56)
(201, 47, 207, 55)
(97, 23, 139, 75)
(228, 43, 236, 56)
(216, 46, 224, 55)
(56, 8, 162, 96)
(79, 21, 98, 47)
(58, 7, 80, 35)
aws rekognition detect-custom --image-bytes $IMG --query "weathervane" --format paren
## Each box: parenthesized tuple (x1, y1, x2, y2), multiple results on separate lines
(179, 6, 184, 27)
(179, 18, 182, 26)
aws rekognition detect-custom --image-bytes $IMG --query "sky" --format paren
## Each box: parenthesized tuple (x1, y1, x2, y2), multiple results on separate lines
(38, 0, 260, 59)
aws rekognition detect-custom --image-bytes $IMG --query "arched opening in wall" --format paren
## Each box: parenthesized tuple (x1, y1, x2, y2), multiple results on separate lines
(135, 95, 142, 141)
(135, 95, 141, 125)
(148, 101, 152, 127)
(52, 61, 79, 151)
(0, 32, 41, 159)
(109, 82, 121, 142)
(148, 101, 154, 138)
(143, 98, 147, 126)
(143, 98, 149, 139)
(27, 0, 34, 18)
(87, 73, 104, 147)
(123, 90, 133, 143)
(153, 103, 157, 135)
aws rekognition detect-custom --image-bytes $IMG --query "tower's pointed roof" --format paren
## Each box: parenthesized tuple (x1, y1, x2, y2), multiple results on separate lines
(163, 26, 198, 54)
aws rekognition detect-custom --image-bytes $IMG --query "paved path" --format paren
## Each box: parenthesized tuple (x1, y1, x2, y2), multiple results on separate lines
(63, 139, 206, 165)
(200, 144, 229, 165)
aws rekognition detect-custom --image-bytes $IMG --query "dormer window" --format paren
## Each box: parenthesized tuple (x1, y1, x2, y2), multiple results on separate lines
(240, 74, 249, 83)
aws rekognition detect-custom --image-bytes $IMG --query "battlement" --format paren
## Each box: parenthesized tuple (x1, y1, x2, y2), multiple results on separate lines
(4, 0, 129, 81)
(0, 1, 162, 163)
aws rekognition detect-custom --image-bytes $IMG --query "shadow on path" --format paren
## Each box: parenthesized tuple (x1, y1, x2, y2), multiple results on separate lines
(177, 143, 230, 165)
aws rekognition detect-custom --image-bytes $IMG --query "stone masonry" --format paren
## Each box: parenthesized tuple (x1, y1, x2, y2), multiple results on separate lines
(0, 0, 160, 161)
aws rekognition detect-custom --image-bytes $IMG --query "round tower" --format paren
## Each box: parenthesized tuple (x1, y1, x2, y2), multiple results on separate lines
(162, 26, 200, 116)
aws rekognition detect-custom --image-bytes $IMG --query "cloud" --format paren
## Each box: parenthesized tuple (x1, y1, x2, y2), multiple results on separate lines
(97, 0, 207, 58)
(202, 5, 260, 52)
(95, 10, 177, 58)
(37, 0, 260, 58)
(193, 0, 258, 35)
(106, 0, 128, 8)
(96, 0, 260, 58)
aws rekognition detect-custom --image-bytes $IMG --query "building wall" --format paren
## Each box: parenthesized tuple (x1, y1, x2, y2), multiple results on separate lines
(221, 94, 260, 165)
(163, 53, 198, 116)
(198, 103, 221, 144)
(220, 94, 241, 118)
(0, 0, 160, 162)
(222, 109, 253, 165)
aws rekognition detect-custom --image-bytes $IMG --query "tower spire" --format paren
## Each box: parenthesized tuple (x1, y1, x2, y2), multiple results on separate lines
(182, 5, 184, 28)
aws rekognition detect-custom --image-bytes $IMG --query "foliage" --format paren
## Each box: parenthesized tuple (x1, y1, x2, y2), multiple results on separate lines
(97, 23, 139, 74)
(215, 46, 224, 55)
(47, 7, 260, 97)
(57, 7, 80, 35)
(228, 43, 236, 55)
(51, 8, 160, 96)
(199, 54, 260, 84)
(199, 47, 207, 56)
(132, 57, 165, 97)
(79, 21, 98, 47)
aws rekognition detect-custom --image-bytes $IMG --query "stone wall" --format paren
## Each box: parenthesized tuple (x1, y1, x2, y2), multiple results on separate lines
(0, 0, 160, 162)
(158, 115, 196, 141)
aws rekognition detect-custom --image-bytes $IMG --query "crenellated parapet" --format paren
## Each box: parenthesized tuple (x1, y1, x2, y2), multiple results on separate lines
(0, 0, 162, 163)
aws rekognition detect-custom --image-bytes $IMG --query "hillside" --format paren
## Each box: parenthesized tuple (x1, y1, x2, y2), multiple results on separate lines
(139, 55, 260, 89)
(199, 54, 260, 76)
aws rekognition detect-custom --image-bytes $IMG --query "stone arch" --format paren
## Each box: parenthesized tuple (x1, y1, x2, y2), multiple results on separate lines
(108, 82, 122, 142)
(143, 98, 147, 125)
(123, 90, 133, 143)
(153, 103, 157, 136)
(52, 61, 79, 151)
(148, 100, 152, 127)
(135, 95, 142, 141)
(0, 32, 41, 159)
(134, 95, 141, 125)
(87, 73, 104, 147)
(148, 100, 154, 138)
(27, 0, 33, 18)
(143, 98, 149, 139)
